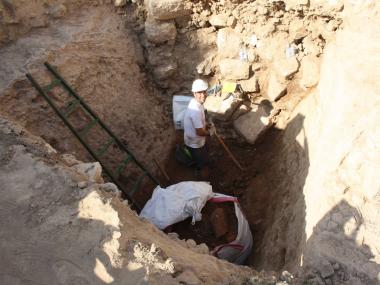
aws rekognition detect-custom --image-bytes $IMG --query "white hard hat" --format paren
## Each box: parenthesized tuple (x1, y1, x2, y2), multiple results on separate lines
(192, 79, 208, 93)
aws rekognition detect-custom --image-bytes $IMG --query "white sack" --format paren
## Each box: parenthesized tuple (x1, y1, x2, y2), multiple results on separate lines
(210, 194, 253, 265)
(140, 181, 213, 230)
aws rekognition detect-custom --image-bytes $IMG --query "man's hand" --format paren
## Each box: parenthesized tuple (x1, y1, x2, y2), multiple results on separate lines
(208, 123, 217, 136)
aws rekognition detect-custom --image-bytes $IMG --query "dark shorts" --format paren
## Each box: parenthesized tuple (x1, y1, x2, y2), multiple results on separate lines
(187, 145, 209, 170)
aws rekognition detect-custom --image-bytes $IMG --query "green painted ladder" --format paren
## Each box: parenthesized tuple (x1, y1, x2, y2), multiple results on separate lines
(26, 62, 159, 211)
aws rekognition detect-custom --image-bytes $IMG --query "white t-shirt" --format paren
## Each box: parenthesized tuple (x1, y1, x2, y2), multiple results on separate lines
(184, 98, 206, 148)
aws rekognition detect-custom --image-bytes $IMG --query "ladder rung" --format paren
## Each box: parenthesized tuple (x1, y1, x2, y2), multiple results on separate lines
(114, 156, 133, 177)
(42, 79, 61, 92)
(129, 172, 147, 197)
(96, 138, 115, 158)
(79, 118, 98, 137)
(63, 100, 81, 117)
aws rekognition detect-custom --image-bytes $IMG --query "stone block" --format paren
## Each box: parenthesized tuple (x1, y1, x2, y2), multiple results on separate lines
(219, 59, 250, 80)
(209, 14, 228, 27)
(217, 28, 241, 59)
(146, 0, 190, 20)
(239, 76, 259, 93)
(300, 55, 320, 88)
(145, 18, 177, 44)
(233, 101, 273, 144)
(204, 94, 242, 121)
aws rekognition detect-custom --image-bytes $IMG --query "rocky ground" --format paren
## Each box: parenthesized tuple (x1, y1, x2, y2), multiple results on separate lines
(0, 0, 379, 284)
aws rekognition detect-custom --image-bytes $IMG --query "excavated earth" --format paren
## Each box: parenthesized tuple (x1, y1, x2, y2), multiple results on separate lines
(1, 0, 380, 285)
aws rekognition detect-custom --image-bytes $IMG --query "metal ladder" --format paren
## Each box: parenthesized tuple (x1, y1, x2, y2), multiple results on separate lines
(26, 62, 159, 210)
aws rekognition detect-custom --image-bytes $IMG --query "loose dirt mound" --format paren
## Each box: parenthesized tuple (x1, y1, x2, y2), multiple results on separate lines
(0, 117, 280, 284)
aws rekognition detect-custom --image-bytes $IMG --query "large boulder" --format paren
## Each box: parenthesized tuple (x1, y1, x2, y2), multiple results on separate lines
(145, 18, 177, 44)
(209, 14, 228, 28)
(233, 101, 273, 144)
(239, 76, 260, 93)
(267, 72, 287, 101)
(219, 59, 250, 80)
(204, 94, 242, 121)
(217, 28, 241, 59)
(145, 0, 190, 20)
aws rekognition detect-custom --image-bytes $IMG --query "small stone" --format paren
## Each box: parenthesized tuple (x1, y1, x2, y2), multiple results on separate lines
(167, 232, 179, 240)
(185, 239, 197, 248)
(195, 243, 209, 254)
(320, 261, 334, 278)
(78, 181, 88, 189)
(280, 270, 294, 283)
(99, 182, 119, 193)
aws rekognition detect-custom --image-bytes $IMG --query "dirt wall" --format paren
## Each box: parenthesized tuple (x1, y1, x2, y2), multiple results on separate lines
(0, 1, 174, 174)
(255, 2, 380, 284)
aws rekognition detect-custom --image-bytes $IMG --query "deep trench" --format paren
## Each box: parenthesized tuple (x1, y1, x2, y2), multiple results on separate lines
(0, 4, 304, 274)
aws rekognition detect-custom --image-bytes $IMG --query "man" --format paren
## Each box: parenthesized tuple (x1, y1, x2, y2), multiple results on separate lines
(183, 79, 214, 180)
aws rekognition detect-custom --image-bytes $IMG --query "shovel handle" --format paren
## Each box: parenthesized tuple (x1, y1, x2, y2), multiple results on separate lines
(214, 133, 245, 171)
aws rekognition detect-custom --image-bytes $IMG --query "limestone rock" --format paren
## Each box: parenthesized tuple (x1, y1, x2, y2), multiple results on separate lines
(231, 104, 250, 121)
(217, 28, 241, 59)
(145, 18, 177, 44)
(300, 55, 320, 88)
(303, 36, 322, 56)
(267, 72, 287, 101)
(71, 162, 104, 184)
(153, 62, 177, 80)
(219, 59, 250, 80)
(114, 0, 127, 7)
(209, 14, 228, 27)
(273, 57, 300, 80)
(233, 101, 273, 144)
(284, 0, 309, 10)
(289, 18, 308, 42)
(49, 4, 67, 18)
(99, 182, 119, 193)
(196, 55, 216, 76)
(146, 0, 190, 20)
(256, 32, 288, 61)
(239, 76, 259, 93)
(204, 94, 242, 121)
